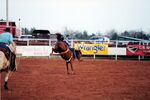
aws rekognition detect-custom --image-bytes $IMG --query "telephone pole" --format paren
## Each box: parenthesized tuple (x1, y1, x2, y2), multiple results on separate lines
(6, 0, 9, 27)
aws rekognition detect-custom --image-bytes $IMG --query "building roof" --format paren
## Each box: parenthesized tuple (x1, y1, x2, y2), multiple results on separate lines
(32, 30, 50, 34)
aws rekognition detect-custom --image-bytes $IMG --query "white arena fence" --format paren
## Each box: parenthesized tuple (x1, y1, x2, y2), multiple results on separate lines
(14, 38, 150, 60)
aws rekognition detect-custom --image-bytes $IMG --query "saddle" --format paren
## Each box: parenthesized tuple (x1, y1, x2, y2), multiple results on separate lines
(0, 48, 10, 60)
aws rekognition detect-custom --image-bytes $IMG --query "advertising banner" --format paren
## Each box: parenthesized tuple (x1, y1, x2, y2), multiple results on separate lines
(127, 44, 150, 56)
(74, 43, 108, 55)
(17, 46, 52, 56)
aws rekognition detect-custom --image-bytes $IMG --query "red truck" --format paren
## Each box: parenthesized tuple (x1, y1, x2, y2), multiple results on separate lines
(0, 21, 16, 37)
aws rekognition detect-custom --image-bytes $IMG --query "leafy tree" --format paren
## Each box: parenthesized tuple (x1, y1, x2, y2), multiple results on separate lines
(106, 29, 118, 40)
(82, 30, 88, 39)
(74, 32, 82, 39)
(29, 27, 36, 35)
(96, 31, 102, 36)
(111, 32, 118, 40)
(89, 33, 96, 38)
(147, 33, 150, 40)
(22, 28, 29, 35)
(121, 31, 129, 37)
(21, 27, 36, 35)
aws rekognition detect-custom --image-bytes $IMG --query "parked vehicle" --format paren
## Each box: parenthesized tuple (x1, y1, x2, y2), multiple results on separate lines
(89, 36, 110, 43)
(32, 30, 50, 39)
(19, 35, 33, 39)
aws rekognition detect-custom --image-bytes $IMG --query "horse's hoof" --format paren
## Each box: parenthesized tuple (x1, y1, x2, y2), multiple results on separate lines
(78, 59, 83, 61)
(13, 68, 17, 72)
(4, 85, 8, 90)
(4, 82, 8, 90)
(71, 71, 75, 75)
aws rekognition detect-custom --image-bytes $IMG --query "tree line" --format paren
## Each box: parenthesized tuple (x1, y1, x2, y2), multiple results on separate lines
(22, 27, 150, 40)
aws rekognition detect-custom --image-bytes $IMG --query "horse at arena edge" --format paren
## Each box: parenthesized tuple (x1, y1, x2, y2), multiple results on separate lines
(0, 42, 16, 90)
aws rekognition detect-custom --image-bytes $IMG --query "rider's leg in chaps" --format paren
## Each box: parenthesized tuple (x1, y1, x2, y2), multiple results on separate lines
(4, 71, 10, 90)
(10, 52, 16, 71)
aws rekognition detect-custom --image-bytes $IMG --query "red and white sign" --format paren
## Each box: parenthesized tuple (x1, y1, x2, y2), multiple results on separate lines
(127, 44, 150, 56)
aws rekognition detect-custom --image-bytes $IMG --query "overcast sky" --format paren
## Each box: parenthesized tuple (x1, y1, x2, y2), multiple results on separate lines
(1, 0, 150, 34)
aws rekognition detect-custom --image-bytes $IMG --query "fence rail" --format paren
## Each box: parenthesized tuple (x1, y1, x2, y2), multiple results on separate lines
(14, 38, 150, 60)
(14, 38, 150, 46)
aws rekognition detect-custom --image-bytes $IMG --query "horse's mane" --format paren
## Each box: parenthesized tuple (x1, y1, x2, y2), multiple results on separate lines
(55, 41, 68, 53)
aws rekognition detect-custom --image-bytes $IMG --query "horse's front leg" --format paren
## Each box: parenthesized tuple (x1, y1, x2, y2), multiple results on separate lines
(49, 48, 54, 59)
(50, 48, 54, 56)
(66, 61, 74, 74)
(4, 70, 10, 90)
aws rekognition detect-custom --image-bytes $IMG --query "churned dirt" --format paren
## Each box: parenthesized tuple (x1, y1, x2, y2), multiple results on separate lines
(1, 58, 150, 100)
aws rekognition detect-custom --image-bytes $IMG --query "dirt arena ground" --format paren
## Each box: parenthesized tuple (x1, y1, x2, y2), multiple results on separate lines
(1, 58, 150, 100)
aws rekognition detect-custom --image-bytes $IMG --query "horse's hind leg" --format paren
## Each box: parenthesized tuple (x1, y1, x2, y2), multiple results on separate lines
(66, 62, 70, 74)
(4, 81, 8, 90)
(4, 71, 10, 90)
(70, 62, 74, 74)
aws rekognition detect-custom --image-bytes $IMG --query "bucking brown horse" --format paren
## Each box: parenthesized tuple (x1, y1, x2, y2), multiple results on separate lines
(50, 40, 74, 74)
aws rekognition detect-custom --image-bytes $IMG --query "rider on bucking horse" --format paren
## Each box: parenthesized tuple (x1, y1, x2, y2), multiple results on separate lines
(0, 27, 16, 71)
(55, 33, 78, 59)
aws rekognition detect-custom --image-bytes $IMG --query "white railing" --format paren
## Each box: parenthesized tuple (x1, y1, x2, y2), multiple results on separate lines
(14, 38, 150, 60)
(14, 38, 150, 46)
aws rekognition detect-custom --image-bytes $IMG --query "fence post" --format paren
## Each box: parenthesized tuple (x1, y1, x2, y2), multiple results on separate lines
(138, 55, 141, 61)
(94, 52, 96, 59)
(93, 40, 96, 59)
(49, 39, 51, 46)
(138, 41, 141, 61)
(27, 39, 29, 46)
(142, 56, 144, 60)
(71, 39, 73, 48)
(115, 41, 118, 60)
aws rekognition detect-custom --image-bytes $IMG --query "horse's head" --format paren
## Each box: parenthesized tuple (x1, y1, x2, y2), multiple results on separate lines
(53, 41, 68, 53)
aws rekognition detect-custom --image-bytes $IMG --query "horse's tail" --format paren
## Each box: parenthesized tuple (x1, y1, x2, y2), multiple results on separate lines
(0, 52, 4, 70)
